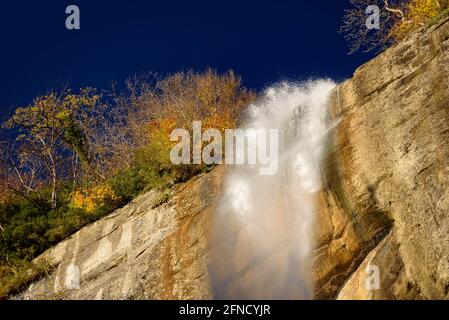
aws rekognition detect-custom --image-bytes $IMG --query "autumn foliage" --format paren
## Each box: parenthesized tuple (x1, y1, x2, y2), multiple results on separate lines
(0, 70, 255, 281)
(390, 0, 449, 40)
(72, 184, 118, 213)
(342, 0, 449, 53)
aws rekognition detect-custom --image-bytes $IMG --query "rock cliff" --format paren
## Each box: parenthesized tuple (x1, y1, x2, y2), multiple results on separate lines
(319, 16, 449, 299)
(15, 168, 225, 299)
(16, 16, 449, 300)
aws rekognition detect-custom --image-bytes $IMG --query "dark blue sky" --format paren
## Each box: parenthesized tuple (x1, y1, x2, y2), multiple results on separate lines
(0, 0, 374, 120)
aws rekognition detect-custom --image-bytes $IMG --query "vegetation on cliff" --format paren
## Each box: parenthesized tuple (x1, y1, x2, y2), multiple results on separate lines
(342, 0, 449, 53)
(0, 70, 255, 297)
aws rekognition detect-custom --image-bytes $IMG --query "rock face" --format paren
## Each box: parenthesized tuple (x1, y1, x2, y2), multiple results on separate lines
(16, 167, 225, 300)
(337, 231, 410, 300)
(319, 16, 449, 299)
(16, 17, 449, 300)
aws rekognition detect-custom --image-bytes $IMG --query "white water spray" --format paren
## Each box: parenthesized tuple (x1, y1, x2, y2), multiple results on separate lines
(210, 79, 336, 299)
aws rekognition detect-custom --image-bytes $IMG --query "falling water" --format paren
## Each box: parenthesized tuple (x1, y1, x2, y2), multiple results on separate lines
(210, 79, 336, 299)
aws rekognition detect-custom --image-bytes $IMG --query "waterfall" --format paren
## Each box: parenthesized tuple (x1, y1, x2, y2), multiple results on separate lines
(210, 79, 336, 299)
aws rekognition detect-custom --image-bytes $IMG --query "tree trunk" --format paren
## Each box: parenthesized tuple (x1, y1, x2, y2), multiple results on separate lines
(49, 151, 58, 209)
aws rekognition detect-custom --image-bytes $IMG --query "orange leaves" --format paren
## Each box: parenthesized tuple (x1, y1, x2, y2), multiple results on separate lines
(121, 70, 256, 176)
(148, 118, 178, 139)
(203, 112, 236, 133)
(148, 118, 178, 146)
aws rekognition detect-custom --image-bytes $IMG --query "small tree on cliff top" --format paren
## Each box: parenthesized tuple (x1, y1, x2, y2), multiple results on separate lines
(341, 0, 449, 54)
(2, 88, 100, 209)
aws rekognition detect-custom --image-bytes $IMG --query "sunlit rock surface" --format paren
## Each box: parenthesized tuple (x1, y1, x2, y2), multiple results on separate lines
(319, 16, 449, 299)
(15, 167, 224, 300)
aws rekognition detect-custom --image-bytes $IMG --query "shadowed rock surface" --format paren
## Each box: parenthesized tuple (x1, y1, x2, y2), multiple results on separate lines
(15, 16, 449, 300)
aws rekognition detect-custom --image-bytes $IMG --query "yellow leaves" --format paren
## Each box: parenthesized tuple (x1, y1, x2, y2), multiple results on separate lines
(148, 118, 178, 135)
(63, 90, 99, 111)
(144, 118, 179, 167)
(390, 0, 448, 40)
(148, 118, 178, 147)
(11, 89, 99, 124)
(342, 0, 449, 53)
(71, 184, 117, 213)
(55, 110, 71, 121)
(4, 89, 101, 157)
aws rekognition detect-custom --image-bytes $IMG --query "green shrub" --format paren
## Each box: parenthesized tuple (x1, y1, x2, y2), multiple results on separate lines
(0, 259, 53, 300)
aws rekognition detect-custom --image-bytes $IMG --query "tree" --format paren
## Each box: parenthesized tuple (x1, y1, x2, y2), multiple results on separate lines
(130, 70, 256, 174)
(130, 69, 255, 133)
(341, 0, 449, 53)
(0, 139, 44, 202)
(2, 89, 99, 209)
(83, 70, 256, 181)
(390, 0, 449, 40)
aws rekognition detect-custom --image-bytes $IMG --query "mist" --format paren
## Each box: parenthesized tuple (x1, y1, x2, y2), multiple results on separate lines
(210, 79, 336, 299)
